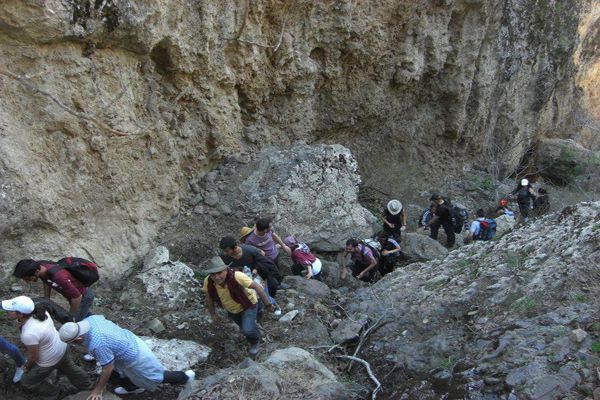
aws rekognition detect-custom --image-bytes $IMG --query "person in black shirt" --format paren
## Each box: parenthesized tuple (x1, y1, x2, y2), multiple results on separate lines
(512, 178, 536, 223)
(428, 194, 455, 248)
(382, 199, 406, 241)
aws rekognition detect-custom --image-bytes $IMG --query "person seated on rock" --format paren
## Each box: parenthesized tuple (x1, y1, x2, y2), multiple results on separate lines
(495, 198, 515, 218)
(465, 209, 486, 244)
(428, 194, 455, 248)
(376, 232, 401, 277)
(0, 333, 27, 383)
(220, 236, 283, 297)
(340, 238, 379, 282)
(3, 296, 93, 399)
(244, 217, 291, 267)
(382, 199, 406, 241)
(532, 188, 549, 217)
(283, 235, 322, 280)
(202, 257, 274, 356)
(13, 259, 96, 322)
(418, 202, 437, 231)
(512, 178, 536, 223)
(59, 315, 194, 397)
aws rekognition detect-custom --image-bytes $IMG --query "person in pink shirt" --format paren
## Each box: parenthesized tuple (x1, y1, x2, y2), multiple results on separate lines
(244, 218, 290, 267)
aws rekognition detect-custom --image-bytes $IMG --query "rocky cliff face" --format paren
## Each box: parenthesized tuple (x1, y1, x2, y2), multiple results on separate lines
(0, 0, 596, 276)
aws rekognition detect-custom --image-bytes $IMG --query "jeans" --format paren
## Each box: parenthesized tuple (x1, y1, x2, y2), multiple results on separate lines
(430, 219, 455, 248)
(228, 305, 260, 345)
(21, 348, 92, 400)
(0, 335, 25, 366)
(75, 287, 95, 322)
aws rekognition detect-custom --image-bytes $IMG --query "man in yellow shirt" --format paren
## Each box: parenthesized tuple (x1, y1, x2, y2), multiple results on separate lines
(203, 257, 273, 355)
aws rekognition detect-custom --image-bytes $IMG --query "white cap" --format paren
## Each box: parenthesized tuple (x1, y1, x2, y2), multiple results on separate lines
(59, 320, 91, 342)
(521, 178, 529, 186)
(1, 296, 35, 314)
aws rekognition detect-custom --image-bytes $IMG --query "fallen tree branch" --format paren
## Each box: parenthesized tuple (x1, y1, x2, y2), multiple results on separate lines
(348, 315, 388, 372)
(0, 68, 129, 137)
(336, 355, 381, 400)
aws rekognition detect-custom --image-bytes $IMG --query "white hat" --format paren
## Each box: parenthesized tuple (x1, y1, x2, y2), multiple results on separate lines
(521, 178, 529, 186)
(387, 199, 403, 215)
(1, 296, 34, 314)
(59, 320, 91, 342)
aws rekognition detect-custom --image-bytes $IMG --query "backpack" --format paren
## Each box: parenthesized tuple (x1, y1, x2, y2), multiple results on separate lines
(452, 205, 469, 233)
(360, 240, 381, 260)
(418, 208, 432, 227)
(475, 219, 497, 241)
(55, 257, 99, 286)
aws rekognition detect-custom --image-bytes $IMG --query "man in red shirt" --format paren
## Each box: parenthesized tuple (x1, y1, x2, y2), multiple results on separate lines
(13, 259, 95, 322)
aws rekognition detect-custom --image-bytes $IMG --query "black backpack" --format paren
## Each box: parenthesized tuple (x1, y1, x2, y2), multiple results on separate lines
(53, 257, 99, 286)
(451, 206, 469, 233)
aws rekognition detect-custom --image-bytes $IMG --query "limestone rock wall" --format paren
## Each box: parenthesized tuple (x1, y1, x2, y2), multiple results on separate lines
(0, 0, 596, 277)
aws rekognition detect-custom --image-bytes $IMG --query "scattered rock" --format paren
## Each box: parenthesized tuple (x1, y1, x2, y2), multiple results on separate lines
(142, 246, 170, 272)
(402, 233, 448, 261)
(570, 328, 588, 343)
(282, 276, 331, 299)
(141, 337, 211, 371)
(148, 318, 166, 333)
(10, 284, 23, 292)
(331, 315, 368, 344)
(279, 310, 299, 323)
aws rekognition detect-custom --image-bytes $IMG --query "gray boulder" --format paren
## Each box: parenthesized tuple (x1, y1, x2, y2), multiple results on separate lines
(179, 347, 361, 400)
(535, 138, 598, 185)
(402, 233, 448, 261)
(495, 214, 516, 236)
(140, 336, 211, 371)
(282, 275, 331, 299)
(331, 315, 368, 344)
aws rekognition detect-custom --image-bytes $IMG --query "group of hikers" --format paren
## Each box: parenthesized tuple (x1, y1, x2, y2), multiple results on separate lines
(0, 180, 550, 399)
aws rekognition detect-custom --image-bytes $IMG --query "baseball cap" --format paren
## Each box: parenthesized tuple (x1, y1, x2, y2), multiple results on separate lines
(1, 296, 35, 314)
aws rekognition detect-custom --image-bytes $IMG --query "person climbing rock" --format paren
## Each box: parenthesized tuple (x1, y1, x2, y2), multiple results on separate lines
(13, 258, 97, 322)
(219, 236, 283, 297)
(512, 178, 536, 223)
(202, 257, 274, 356)
(244, 217, 291, 267)
(382, 199, 406, 241)
(3, 296, 92, 400)
(418, 202, 437, 231)
(532, 188, 550, 217)
(428, 194, 455, 248)
(0, 334, 26, 383)
(495, 198, 515, 218)
(340, 238, 379, 282)
(283, 235, 322, 280)
(376, 232, 401, 276)
(59, 315, 194, 397)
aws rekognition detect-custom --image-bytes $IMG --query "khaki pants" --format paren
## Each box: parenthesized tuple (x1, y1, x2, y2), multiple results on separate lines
(21, 348, 93, 400)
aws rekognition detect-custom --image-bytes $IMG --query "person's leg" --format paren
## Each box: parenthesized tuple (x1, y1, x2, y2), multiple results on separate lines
(266, 274, 279, 298)
(443, 221, 455, 248)
(57, 348, 93, 390)
(0, 335, 26, 366)
(227, 312, 243, 329)
(163, 371, 188, 384)
(109, 370, 139, 391)
(430, 220, 441, 240)
(20, 364, 60, 399)
(290, 263, 304, 276)
(240, 306, 261, 345)
(75, 287, 95, 322)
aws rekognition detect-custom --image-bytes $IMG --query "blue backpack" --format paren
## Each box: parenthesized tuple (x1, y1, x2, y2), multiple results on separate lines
(475, 219, 497, 241)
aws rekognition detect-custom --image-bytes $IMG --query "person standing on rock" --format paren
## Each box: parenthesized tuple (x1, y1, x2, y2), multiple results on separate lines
(428, 194, 455, 248)
(220, 236, 283, 297)
(512, 178, 536, 223)
(203, 257, 274, 356)
(383, 199, 406, 241)
(59, 315, 195, 397)
(13, 259, 96, 322)
(3, 295, 93, 399)
(244, 217, 291, 267)
(340, 239, 379, 282)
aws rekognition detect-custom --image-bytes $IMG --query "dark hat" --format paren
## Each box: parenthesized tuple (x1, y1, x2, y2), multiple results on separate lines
(430, 193, 442, 201)
(205, 257, 230, 274)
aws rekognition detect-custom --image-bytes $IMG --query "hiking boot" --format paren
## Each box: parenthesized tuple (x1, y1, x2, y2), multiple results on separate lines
(12, 367, 24, 383)
(114, 387, 145, 395)
(249, 343, 260, 356)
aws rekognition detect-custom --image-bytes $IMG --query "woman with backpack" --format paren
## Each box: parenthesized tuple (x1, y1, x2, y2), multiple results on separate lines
(512, 179, 536, 223)
(283, 236, 322, 280)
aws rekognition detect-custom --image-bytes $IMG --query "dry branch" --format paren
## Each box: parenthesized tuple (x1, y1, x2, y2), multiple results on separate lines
(348, 316, 388, 372)
(0, 68, 128, 137)
(336, 355, 381, 400)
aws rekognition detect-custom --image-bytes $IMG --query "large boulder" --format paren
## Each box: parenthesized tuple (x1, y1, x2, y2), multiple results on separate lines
(178, 347, 363, 400)
(535, 138, 599, 185)
(119, 246, 201, 312)
(163, 144, 376, 262)
(141, 337, 211, 371)
(495, 214, 516, 236)
(402, 233, 449, 261)
(282, 275, 331, 299)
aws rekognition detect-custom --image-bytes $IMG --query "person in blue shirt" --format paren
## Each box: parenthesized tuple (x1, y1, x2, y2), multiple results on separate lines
(59, 315, 194, 398)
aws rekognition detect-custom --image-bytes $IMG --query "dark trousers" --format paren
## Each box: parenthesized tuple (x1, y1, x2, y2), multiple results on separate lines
(111, 370, 188, 391)
(351, 261, 375, 282)
(430, 219, 455, 248)
(227, 305, 261, 345)
(378, 255, 397, 276)
(75, 287, 95, 322)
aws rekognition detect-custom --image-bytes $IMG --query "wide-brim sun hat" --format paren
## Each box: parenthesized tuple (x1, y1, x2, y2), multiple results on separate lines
(239, 226, 253, 240)
(205, 256, 230, 274)
(387, 199, 403, 215)
(59, 320, 91, 342)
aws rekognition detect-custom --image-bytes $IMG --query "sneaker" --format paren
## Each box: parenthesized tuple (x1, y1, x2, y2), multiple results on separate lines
(249, 343, 260, 356)
(12, 367, 24, 383)
(82, 353, 95, 362)
(114, 387, 145, 395)
(274, 306, 282, 316)
(184, 370, 195, 384)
